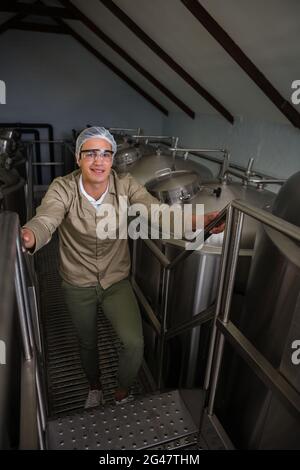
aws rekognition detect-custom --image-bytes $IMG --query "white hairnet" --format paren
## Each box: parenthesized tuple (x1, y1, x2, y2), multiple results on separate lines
(75, 126, 117, 161)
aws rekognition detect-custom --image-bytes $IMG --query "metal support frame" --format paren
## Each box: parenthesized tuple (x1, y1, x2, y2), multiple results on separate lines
(131, 207, 228, 390)
(204, 199, 300, 443)
(132, 197, 300, 446)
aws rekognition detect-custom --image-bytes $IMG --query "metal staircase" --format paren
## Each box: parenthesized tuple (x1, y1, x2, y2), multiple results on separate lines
(35, 234, 201, 450)
(0, 209, 228, 450)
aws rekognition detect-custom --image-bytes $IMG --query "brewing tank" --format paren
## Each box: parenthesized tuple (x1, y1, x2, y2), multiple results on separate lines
(114, 144, 214, 183)
(0, 129, 26, 224)
(214, 171, 300, 449)
(124, 149, 276, 387)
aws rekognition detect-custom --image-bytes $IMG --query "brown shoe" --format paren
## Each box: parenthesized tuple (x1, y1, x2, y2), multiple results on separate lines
(115, 388, 134, 405)
(115, 388, 128, 402)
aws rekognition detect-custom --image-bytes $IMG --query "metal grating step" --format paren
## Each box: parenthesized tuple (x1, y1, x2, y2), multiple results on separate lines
(35, 233, 152, 417)
(46, 390, 198, 450)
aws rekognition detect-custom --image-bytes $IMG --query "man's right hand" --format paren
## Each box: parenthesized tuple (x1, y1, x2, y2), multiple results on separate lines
(21, 228, 36, 250)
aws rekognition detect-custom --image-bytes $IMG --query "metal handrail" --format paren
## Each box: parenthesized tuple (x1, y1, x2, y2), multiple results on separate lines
(0, 211, 47, 449)
(165, 304, 216, 340)
(132, 206, 228, 388)
(0, 213, 20, 448)
(205, 199, 300, 437)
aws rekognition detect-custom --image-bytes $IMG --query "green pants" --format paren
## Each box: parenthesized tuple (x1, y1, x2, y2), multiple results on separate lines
(62, 278, 144, 390)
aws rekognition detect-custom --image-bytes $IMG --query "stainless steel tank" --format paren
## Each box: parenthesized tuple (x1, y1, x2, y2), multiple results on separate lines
(129, 157, 276, 387)
(214, 171, 300, 449)
(114, 144, 214, 184)
(0, 130, 26, 224)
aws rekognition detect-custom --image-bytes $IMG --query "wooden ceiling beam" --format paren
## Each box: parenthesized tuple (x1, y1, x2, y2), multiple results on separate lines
(59, 0, 195, 118)
(11, 21, 67, 34)
(0, 12, 29, 35)
(181, 0, 300, 129)
(99, 0, 234, 124)
(0, 2, 79, 20)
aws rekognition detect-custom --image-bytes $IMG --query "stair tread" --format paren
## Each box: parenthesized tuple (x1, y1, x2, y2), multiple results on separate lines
(47, 390, 197, 450)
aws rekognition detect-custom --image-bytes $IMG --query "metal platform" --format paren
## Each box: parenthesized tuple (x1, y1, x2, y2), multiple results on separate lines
(47, 390, 198, 450)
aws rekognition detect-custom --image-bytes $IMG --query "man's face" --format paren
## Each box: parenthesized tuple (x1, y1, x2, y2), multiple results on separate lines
(78, 138, 113, 185)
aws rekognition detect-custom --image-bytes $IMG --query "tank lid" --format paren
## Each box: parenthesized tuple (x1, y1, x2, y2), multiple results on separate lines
(272, 171, 300, 227)
(146, 169, 200, 204)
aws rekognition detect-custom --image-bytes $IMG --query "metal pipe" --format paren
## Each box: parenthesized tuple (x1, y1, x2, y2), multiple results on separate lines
(219, 150, 230, 182)
(18, 129, 42, 183)
(226, 168, 286, 186)
(169, 147, 227, 153)
(132, 135, 176, 140)
(32, 162, 64, 166)
(226, 168, 248, 181)
(23, 140, 65, 143)
(249, 178, 286, 185)
(109, 127, 141, 134)
(245, 157, 255, 176)
(170, 146, 287, 183)
(0, 123, 55, 179)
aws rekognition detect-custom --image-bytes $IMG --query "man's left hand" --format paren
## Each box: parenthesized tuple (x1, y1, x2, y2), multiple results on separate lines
(204, 211, 225, 234)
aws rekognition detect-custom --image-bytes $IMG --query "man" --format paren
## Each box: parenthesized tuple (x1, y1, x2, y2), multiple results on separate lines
(22, 126, 224, 409)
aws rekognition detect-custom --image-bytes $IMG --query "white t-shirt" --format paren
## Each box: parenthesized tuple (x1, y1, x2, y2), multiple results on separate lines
(79, 175, 109, 210)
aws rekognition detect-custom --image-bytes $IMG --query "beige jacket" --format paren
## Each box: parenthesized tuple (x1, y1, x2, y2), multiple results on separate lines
(24, 169, 160, 289)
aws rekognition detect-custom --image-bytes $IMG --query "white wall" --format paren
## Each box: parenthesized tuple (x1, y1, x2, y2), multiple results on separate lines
(1, 30, 300, 184)
(0, 30, 165, 139)
(163, 112, 300, 181)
